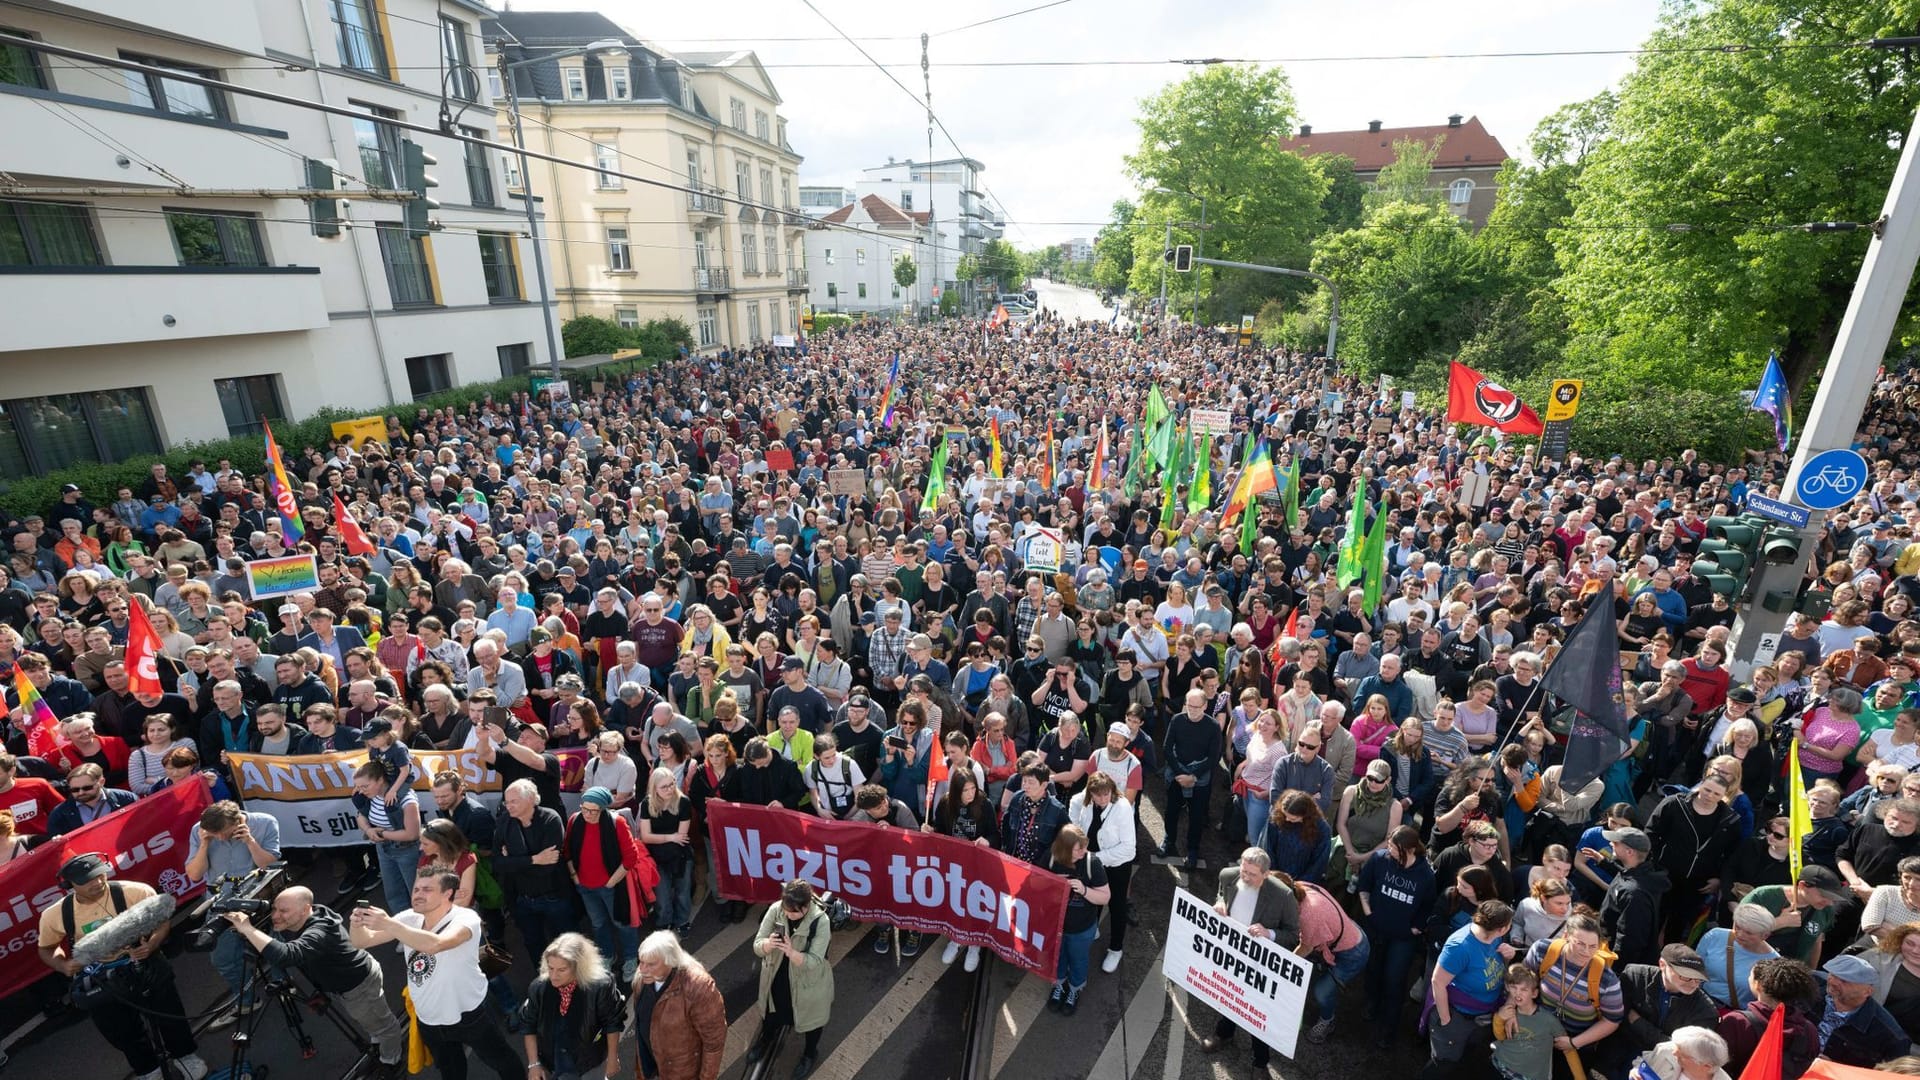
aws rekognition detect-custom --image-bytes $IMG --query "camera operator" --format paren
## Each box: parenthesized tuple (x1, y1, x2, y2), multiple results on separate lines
(37, 852, 210, 1080)
(220, 886, 407, 1077)
(185, 799, 282, 1027)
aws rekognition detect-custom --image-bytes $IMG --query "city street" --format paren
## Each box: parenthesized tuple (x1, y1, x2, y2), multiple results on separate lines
(1031, 279, 1114, 324)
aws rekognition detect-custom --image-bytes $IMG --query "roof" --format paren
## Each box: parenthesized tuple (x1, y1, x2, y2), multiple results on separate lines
(1277, 116, 1509, 172)
(820, 194, 924, 230)
(483, 11, 627, 44)
(482, 12, 711, 119)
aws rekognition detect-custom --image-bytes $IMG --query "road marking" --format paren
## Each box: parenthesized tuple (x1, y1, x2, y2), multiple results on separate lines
(992, 967, 1055, 1076)
(715, 921, 875, 1074)
(693, 906, 759, 972)
(1165, 987, 1193, 1080)
(1090, 967, 1167, 1079)
(812, 946, 951, 1080)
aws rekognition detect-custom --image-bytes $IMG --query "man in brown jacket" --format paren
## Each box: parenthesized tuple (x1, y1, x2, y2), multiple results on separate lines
(631, 930, 727, 1080)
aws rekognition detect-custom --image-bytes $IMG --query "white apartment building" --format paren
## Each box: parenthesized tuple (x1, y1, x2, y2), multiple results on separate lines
(797, 185, 851, 219)
(803, 193, 940, 316)
(854, 155, 1003, 293)
(1063, 237, 1093, 263)
(0, 0, 549, 466)
(484, 12, 808, 353)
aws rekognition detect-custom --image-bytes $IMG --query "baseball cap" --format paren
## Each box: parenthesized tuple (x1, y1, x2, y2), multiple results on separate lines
(1108, 722, 1133, 741)
(1601, 827, 1651, 854)
(60, 484, 80, 494)
(1797, 864, 1852, 904)
(278, 603, 301, 617)
(847, 694, 872, 709)
(1660, 943, 1708, 980)
(1825, 954, 1877, 984)
(59, 852, 112, 887)
(529, 628, 551, 646)
(780, 656, 805, 671)
(362, 716, 394, 738)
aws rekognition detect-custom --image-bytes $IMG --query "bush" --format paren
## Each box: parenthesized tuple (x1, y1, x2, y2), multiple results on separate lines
(561, 315, 632, 358)
(813, 313, 855, 332)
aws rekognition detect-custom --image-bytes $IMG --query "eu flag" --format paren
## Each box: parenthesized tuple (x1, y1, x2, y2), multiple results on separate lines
(1752, 352, 1792, 453)
(1542, 595, 1630, 791)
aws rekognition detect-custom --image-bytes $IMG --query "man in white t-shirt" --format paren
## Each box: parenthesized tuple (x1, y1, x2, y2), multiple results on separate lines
(349, 866, 523, 1080)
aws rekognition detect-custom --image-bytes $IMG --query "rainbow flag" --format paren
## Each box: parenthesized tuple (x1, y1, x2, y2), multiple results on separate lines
(1088, 421, 1109, 489)
(878, 353, 902, 428)
(1222, 439, 1277, 531)
(14, 668, 63, 757)
(263, 421, 305, 541)
(989, 416, 1004, 478)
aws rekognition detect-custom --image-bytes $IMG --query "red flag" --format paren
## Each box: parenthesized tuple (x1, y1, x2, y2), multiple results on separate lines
(988, 304, 1009, 330)
(1735, 999, 1785, 1080)
(332, 492, 377, 556)
(1446, 360, 1543, 435)
(926, 741, 951, 820)
(124, 597, 165, 696)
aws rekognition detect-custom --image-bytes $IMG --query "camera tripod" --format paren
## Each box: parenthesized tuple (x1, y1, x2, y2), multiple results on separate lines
(205, 950, 378, 1080)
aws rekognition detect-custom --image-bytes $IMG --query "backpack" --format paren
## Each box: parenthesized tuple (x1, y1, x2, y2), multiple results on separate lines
(1541, 936, 1615, 1016)
(810, 757, 855, 813)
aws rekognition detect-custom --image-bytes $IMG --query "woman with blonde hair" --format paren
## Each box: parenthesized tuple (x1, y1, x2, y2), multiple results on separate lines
(517, 932, 623, 1080)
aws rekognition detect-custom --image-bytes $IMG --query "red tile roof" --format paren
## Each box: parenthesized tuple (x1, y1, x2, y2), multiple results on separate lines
(818, 194, 924, 229)
(1278, 116, 1510, 172)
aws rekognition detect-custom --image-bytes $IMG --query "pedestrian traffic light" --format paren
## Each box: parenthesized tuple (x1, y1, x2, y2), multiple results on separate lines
(1172, 244, 1193, 273)
(306, 157, 343, 238)
(1695, 514, 1765, 598)
(402, 139, 440, 240)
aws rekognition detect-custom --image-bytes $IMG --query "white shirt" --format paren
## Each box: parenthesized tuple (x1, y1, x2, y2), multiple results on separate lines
(396, 904, 487, 1025)
(1228, 880, 1261, 926)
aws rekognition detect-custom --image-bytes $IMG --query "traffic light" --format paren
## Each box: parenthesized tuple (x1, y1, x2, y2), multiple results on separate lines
(1173, 244, 1193, 273)
(306, 157, 343, 238)
(1694, 514, 1765, 598)
(402, 139, 440, 240)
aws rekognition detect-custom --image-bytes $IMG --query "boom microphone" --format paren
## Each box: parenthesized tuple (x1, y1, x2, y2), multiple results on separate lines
(70, 892, 177, 966)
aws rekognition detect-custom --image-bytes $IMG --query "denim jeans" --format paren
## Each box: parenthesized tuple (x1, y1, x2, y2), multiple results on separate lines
(579, 884, 640, 974)
(1243, 791, 1272, 842)
(1055, 924, 1099, 989)
(376, 839, 421, 913)
(511, 891, 575, 962)
(1310, 935, 1370, 1022)
(1364, 934, 1419, 1021)
(654, 860, 694, 927)
(212, 925, 254, 1007)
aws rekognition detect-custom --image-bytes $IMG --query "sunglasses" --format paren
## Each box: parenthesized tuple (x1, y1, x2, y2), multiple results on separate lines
(1297, 742, 1320, 751)
(1768, 830, 1789, 839)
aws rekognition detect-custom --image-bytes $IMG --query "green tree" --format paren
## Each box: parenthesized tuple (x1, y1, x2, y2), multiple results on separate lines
(561, 315, 632, 358)
(1310, 154, 1366, 234)
(893, 253, 918, 292)
(1123, 65, 1328, 318)
(634, 317, 693, 358)
(975, 239, 1026, 292)
(1091, 199, 1137, 293)
(1364, 136, 1444, 213)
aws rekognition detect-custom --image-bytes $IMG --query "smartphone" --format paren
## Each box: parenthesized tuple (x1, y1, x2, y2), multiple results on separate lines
(886, 735, 910, 750)
(353, 898, 376, 909)
(484, 706, 512, 729)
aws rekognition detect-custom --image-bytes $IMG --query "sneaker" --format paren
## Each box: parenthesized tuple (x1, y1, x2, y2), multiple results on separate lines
(1307, 1018, 1335, 1044)
(941, 940, 962, 965)
(1062, 985, 1080, 1017)
(1047, 981, 1066, 1012)
(174, 1055, 210, 1080)
(1102, 949, 1123, 973)
(874, 931, 891, 954)
(963, 947, 980, 972)
(901, 932, 921, 957)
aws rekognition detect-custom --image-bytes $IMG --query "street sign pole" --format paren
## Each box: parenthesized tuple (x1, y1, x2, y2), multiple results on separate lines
(1730, 102, 1920, 674)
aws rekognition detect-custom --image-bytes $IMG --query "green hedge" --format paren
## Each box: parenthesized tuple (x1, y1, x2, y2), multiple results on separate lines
(0, 360, 649, 519)
(812, 313, 856, 332)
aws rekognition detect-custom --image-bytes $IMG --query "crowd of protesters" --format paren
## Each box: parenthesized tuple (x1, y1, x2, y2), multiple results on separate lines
(12, 307, 1920, 1079)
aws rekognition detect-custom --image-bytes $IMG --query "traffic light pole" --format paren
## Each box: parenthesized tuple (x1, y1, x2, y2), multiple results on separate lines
(1729, 101, 1920, 674)
(1192, 256, 1340, 365)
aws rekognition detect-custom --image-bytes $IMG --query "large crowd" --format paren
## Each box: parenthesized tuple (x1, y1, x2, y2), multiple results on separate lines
(10, 306, 1920, 1080)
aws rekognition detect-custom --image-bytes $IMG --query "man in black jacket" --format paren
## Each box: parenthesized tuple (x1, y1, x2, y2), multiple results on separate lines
(1159, 688, 1224, 871)
(428, 771, 496, 851)
(1597, 826, 1671, 966)
(222, 885, 407, 1074)
(493, 778, 570, 962)
(1605, 944, 1719, 1077)
(725, 737, 806, 809)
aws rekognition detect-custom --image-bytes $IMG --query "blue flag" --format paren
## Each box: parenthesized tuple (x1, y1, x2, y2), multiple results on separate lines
(1752, 352, 1792, 453)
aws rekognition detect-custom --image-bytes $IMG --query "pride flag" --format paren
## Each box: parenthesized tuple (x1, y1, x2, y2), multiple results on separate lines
(263, 421, 305, 541)
(989, 416, 1004, 478)
(878, 353, 902, 429)
(14, 668, 63, 757)
(1222, 440, 1277, 531)
(1087, 422, 1109, 490)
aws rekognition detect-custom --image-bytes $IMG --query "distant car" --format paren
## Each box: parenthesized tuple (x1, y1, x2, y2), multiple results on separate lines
(1024, 289, 1037, 304)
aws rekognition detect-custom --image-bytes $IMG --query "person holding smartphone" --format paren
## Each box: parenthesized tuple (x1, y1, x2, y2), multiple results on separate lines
(747, 880, 836, 1080)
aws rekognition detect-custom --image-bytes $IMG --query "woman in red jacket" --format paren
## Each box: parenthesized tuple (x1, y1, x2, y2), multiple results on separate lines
(565, 786, 644, 985)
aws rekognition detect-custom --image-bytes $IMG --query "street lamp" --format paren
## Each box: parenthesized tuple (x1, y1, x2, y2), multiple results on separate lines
(477, 38, 628, 381)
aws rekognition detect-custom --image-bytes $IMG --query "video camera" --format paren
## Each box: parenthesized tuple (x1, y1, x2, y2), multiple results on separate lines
(188, 864, 286, 948)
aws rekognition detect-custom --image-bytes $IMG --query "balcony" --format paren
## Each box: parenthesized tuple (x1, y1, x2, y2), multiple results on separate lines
(0, 86, 294, 189)
(693, 266, 732, 293)
(782, 206, 808, 228)
(787, 268, 809, 291)
(0, 266, 327, 352)
(686, 183, 726, 219)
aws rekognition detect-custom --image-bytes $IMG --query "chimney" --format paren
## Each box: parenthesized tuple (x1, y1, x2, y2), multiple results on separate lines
(1367, 120, 1382, 133)
(886, 155, 895, 166)
(1447, 113, 1463, 128)
(1298, 123, 1311, 136)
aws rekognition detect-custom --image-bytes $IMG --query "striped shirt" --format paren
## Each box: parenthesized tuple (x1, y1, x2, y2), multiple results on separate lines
(1524, 937, 1624, 1034)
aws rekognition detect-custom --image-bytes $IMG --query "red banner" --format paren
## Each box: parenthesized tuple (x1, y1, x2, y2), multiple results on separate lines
(706, 801, 1070, 976)
(0, 778, 212, 998)
(1446, 360, 1544, 435)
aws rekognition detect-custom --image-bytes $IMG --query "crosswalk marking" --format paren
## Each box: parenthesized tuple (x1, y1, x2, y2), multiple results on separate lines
(1089, 947, 1167, 1079)
(715, 920, 876, 1074)
(992, 965, 1056, 1076)
(813, 945, 952, 1080)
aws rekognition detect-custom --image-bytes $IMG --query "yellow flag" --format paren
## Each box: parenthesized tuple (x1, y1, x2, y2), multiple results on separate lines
(1788, 738, 1810, 880)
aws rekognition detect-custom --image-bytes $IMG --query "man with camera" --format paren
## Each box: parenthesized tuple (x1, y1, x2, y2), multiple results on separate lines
(38, 852, 210, 1080)
(185, 799, 283, 1027)
(220, 885, 408, 1077)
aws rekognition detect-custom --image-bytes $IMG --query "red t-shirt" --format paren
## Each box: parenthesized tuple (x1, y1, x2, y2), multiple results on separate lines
(1, 777, 65, 835)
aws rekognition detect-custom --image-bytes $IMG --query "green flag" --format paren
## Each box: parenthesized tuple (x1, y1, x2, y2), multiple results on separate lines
(1240, 493, 1261, 553)
(1187, 433, 1212, 513)
(1158, 422, 1188, 533)
(1337, 494, 1368, 590)
(1144, 415, 1174, 471)
(1362, 499, 1391, 610)
(920, 437, 948, 513)
(1284, 456, 1302, 532)
(1122, 421, 1145, 498)
(1145, 385, 1170, 431)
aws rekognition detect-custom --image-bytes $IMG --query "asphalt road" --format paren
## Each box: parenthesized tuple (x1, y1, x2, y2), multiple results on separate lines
(1031, 279, 1114, 325)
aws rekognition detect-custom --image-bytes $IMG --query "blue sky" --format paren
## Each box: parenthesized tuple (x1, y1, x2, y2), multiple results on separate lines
(517, 0, 1666, 245)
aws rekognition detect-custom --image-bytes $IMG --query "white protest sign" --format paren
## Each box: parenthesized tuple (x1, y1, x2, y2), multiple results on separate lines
(827, 468, 867, 496)
(1163, 886, 1311, 1057)
(1189, 408, 1232, 436)
(1024, 527, 1065, 573)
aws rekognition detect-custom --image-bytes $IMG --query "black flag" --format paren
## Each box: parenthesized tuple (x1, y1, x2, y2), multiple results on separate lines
(1541, 594, 1630, 792)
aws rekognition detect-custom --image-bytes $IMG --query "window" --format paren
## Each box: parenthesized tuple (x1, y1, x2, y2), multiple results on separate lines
(826, 282, 837, 298)
(606, 226, 631, 271)
(754, 110, 769, 141)
(0, 390, 159, 476)
(892, 281, 900, 299)
(763, 231, 777, 273)
(477, 232, 520, 300)
(696, 306, 717, 347)
(497, 343, 531, 378)
(461, 128, 494, 206)
(166, 210, 266, 267)
(855, 249, 866, 266)
(487, 69, 503, 101)
(777, 120, 787, 148)
(729, 98, 746, 131)
(900, 189, 912, 211)
(214, 375, 283, 437)
(693, 232, 708, 268)
(747, 302, 761, 342)
(122, 53, 226, 120)
(0, 200, 102, 267)
(0, 28, 46, 89)
(608, 66, 630, 100)
(759, 168, 773, 207)
(857, 282, 867, 299)
(403, 354, 452, 400)
(734, 162, 751, 200)
(351, 102, 403, 189)
(564, 67, 586, 101)
(823, 248, 834, 266)
(685, 148, 702, 186)
(377, 223, 435, 306)
(741, 235, 758, 274)
(1448, 178, 1475, 206)
(614, 307, 639, 329)
(440, 17, 477, 100)
(503, 155, 522, 190)
(788, 300, 798, 332)
(770, 300, 782, 334)
(330, 0, 389, 77)
(594, 142, 621, 188)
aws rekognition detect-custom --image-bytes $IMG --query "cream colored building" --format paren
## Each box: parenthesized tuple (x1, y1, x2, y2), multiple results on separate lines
(484, 11, 809, 352)
(0, 0, 550, 464)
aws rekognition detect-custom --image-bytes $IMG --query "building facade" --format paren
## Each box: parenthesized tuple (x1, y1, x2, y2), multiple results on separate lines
(0, 0, 549, 462)
(853, 156, 1002, 297)
(1277, 115, 1510, 227)
(803, 194, 938, 317)
(485, 12, 808, 353)
(797, 185, 852, 219)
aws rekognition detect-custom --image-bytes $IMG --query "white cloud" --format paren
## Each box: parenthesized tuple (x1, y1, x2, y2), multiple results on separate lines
(513, 0, 1663, 244)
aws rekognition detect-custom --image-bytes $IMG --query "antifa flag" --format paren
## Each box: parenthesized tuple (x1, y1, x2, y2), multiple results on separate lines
(1541, 595, 1630, 791)
(1446, 361, 1544, 435)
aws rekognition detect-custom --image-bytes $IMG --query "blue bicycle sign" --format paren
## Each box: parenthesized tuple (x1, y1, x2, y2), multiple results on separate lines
(1794, 449, 1869, 511)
